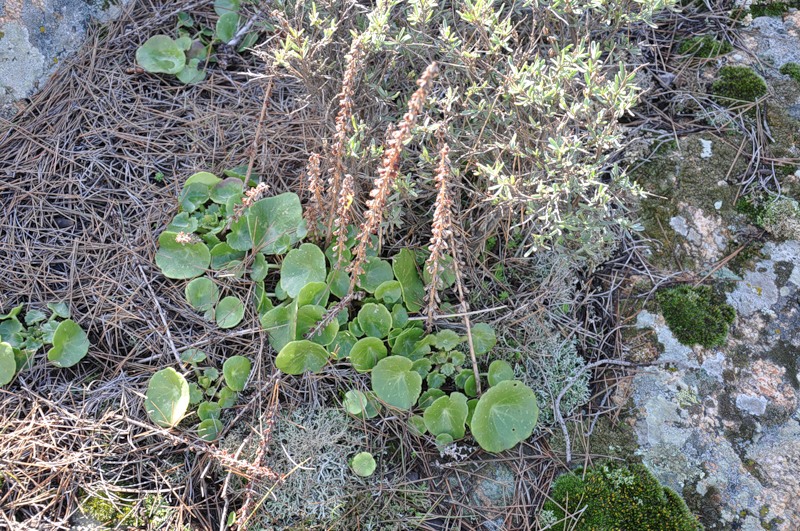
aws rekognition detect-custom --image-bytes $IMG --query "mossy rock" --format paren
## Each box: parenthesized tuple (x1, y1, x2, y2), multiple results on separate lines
(656, 285, 735, 348)
(541, 463, 703, 531)
(712, 66, 767, 104)
(678, 36, 732, 58)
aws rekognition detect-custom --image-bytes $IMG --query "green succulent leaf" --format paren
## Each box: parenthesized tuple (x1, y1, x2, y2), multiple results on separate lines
(47, 319, 89, 368)
(24, 309, 47, 326)
(418, 388, 445, 409)
(176, 59, 206, 84)
(250, 252, 270, 282)
(358, 257, 394, 293)
(260, 303, 297, 351)
(349, 337, 387, 373)
(210, 178, 244, 205)
(327, 269, 350, 299)
(371, 356, 422, 410)
(156, 231, 210, 279)
(223, 355, 251, 391)
(435, 329, 462, 351)
(471, 380, 539, 453)
(488, 360, 515, 387)
(357, 303, 392, 339)
(280, 243, 326, 298)
(464, 374, 478, 397)
(350, 451, 376, 477)
(145, 368, 190, 428)
(185, 277, 219, 312)
(198, 418, 224, 441)
(295, 304, 339, 345)
(392, 249, 425, 312)
(188, 382, 203, 404)
(167, 212, 198, 233)
(0, 342, 17, 386)
(423, 392, 468, 440)
(296, 282, 330, 307)
(213, 0, 240, 15)
(210, 243, 246, 270)
(275, 340, 328, 375)
(136, 35, 186, 74)
(374, 280, 403, 304)
(198, 401, 222, 421)
(342, 389, 380, 419)
(470, 323, 497, 355)
(411, 358, 432, 377)
(426, 371, 446, 389)
(216, 12, 240, 43)
(249, 193, 307, 254)
(435, 433, 454, 448)
(392, 328, 428, 360)
(466, 398, 478, 427)
(47, 302, 71, 319)
(329, 331, 358, 360)
(409, 414, 427, 436)
(184, 171, 223, 188)
(391, 304, 409, 329)
(0, 304, 23, 320)
(215, 296, 245, 329)
(218, 386, 238, 408)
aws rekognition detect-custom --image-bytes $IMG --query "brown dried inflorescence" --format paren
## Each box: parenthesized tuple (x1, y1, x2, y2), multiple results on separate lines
(325, 38, 365, 239)
(303, 153, 324, 240)
(424, 137, 453, 329)
(348, 62, 439, 291)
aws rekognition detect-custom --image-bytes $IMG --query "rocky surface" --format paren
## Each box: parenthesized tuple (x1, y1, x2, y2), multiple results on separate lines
(0, 0, 126, 118)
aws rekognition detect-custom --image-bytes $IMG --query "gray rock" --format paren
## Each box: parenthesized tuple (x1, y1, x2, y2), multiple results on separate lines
(735, 393, 768, 416)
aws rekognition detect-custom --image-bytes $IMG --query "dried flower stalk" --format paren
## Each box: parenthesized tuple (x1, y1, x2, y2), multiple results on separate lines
(303, 153, 324, 240)
(325, 38, 365, 241)
(348, 62, 439, 291)
(332, 172, 355, 267)
(233, 182, 270, 221)
(424, 139, 452, 330)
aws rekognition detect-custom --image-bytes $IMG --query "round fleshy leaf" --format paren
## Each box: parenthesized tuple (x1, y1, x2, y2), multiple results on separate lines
(371, 356, 422, 410)
(392, 328, 428, 360)
(218, 386, 238, 408)
(435, 329, 462, 351)
(426, 371, 446, 389)
(185, 171, 222, 187)
(411, 358, 432, 378)
(188, 382, 203, 404)
(471, 380, 539, 453)
(374, 281, 403, 304)
(275, 340, 328, 375)
(350, 452, 376, 477)
(210, 177, 244, 205)
(136, 35, 186, 74)
(357, 303, 392, 339)
(409, 414, 427, 436)
(296, 282, 330, 307)
(260, 303, 297, 352)
(466, 398, 478, 427)
(248, 193, 307, 255)
(216, 296, 245, 329)
(0, 342, 16, 386)
(280, 243, 326, 298)
(392, 249, 425, 312)
(216, 12, 240, 43)
(464, 374, 478, 397)
(471, 323, 497, 355)
(327, 269, 350, 299)
(198, 401, 222, 421)
(198, 418, 224, 441)
(185, 277, 219, 312)
(328, 331, 356, 360)
(156, 231, 210, 279)
(214, 0, 240, 16)
(358, 257, 394, 293)
(435, 433, 454, 448)
(418, 388, 445, 409)
(423, 392, 468, 440)
(391, 304, 409, 329)
(223, 355, 251, 391)
(295, 305, 339, 346)
(210, 243, 246, 270)
(145, 368, 190, 428)
(349, 337, 387, 373)
(250, 253, 270, 282)
(47, 319, 90, 368)
(179, 182, 210, 213)
(488, 360, 515, 387)
(343, 390, 380, 419)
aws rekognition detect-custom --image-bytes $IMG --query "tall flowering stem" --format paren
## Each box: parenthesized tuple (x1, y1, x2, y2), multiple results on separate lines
(303, 153, 324, 240)
(424, 139, 452, 331)
(325, 38, 365, 242)
(348, 62, 439, 291)
(333, 172, 355, 266)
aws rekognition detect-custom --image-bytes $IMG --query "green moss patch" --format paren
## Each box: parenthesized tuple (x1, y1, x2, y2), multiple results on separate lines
(541, 463, 702, 530)
(712, 66, 768, 103)
(780, 62, 800, 83)
(750, 2, 799, 17)
(679, 36, 732, 58)
(657, 285, 735, 348)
